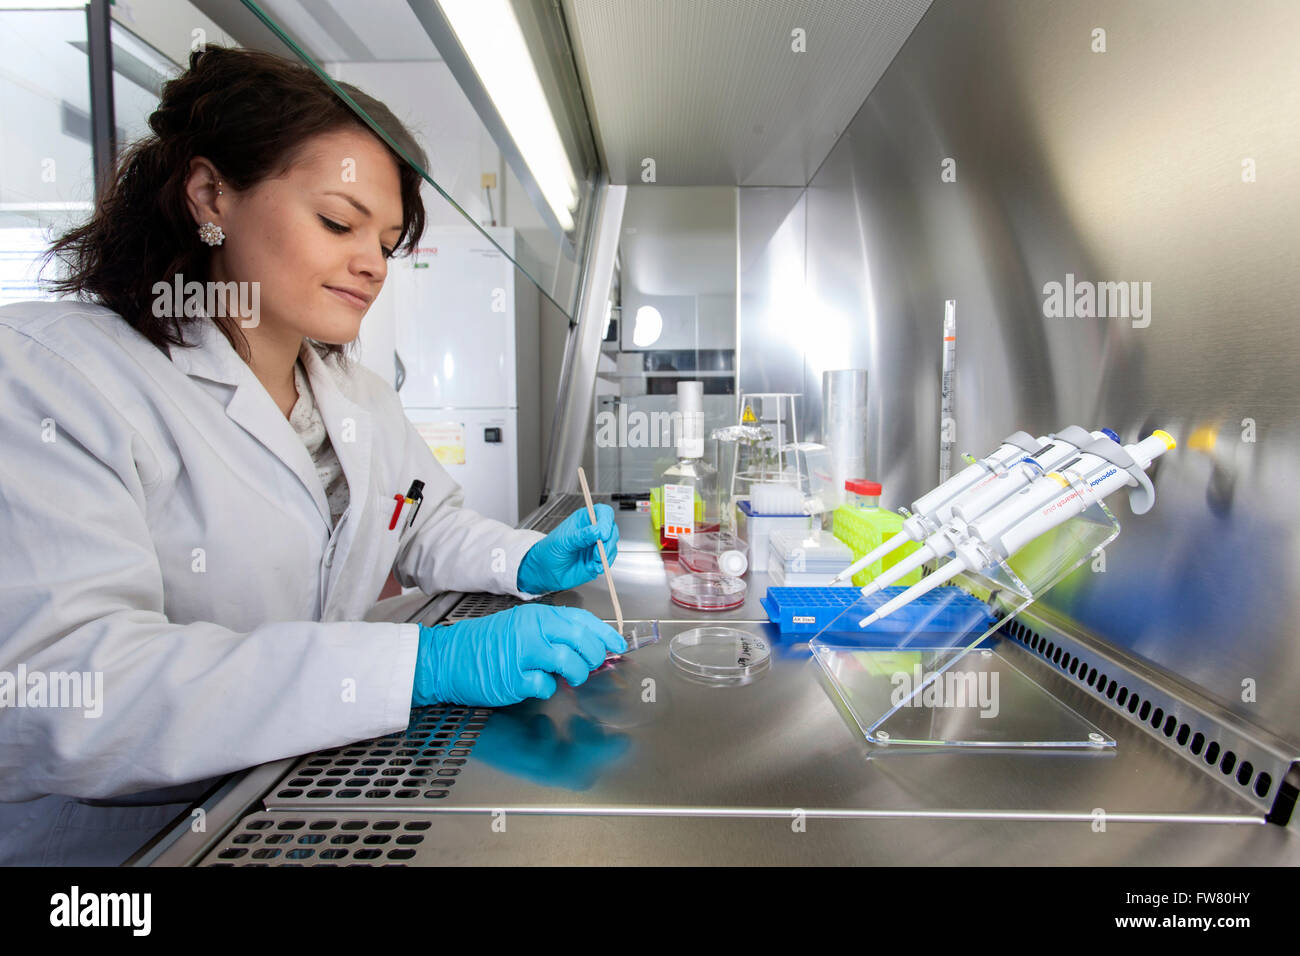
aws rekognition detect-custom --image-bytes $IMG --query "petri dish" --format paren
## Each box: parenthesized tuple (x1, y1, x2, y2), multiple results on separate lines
(669, 626, 771, 685)
(668, 571, 747, 611)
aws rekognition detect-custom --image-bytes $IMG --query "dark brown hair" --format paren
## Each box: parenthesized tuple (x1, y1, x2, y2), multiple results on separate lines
(40, 44, 428, 363)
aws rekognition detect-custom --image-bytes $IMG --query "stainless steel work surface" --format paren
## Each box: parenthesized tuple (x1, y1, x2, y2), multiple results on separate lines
(199, 808, 1291, 867)
(263, 621, 1264, 822)
(169, 494, 1300, 865)
(261, 500, 1273, 823)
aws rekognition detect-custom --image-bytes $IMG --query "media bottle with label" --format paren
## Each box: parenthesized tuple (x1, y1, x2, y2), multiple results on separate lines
(654, 381, 719, 551)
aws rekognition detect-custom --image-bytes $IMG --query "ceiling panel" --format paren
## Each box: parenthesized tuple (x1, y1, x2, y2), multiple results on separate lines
(561, 0, 932, 186)
(245, 0, 441, 62)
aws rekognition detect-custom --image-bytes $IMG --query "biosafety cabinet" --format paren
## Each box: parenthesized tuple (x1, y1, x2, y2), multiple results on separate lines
(35, 0, 1298, 870)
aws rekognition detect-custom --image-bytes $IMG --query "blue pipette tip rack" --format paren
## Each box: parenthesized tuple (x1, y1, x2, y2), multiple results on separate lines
(762, 585, 996, 641)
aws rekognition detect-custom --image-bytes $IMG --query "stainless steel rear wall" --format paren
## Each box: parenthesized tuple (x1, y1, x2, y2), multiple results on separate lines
(739, 0, 1300, 743)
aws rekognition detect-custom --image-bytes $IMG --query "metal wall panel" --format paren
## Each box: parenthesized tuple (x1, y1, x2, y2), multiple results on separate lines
(738, 187, 806, 401)
(739, 0, 1300, 744)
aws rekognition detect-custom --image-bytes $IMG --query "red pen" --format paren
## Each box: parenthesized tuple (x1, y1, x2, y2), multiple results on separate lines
(388, 480, 425, 531)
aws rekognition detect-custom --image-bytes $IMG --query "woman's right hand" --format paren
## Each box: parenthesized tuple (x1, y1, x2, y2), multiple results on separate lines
(413, 605, 626, 707)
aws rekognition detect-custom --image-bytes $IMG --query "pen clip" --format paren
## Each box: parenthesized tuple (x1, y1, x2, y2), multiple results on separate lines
(404, 479, 425, 530)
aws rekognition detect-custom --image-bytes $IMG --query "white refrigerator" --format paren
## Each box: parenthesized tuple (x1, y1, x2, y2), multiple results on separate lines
(358, 226, 540, 525)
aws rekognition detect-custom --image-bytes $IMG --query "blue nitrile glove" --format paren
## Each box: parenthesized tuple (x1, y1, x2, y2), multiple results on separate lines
(412, 604, 627, 707)
(516, 504, 620, 595)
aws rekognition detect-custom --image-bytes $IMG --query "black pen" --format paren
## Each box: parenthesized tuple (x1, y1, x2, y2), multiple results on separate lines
(404, 480, 424, 529)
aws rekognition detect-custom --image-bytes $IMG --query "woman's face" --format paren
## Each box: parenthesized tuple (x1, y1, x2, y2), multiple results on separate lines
(191, 126, 405, 346)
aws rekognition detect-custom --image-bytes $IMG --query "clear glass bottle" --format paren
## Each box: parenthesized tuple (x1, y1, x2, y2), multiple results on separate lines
(660, 457, 720, 548)
(658, 381, 719, 550)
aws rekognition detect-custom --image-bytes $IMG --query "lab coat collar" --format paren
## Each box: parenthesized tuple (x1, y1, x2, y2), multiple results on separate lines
(167, 319, 372, 535)
(297, 339, 374, 540)
(166, 316, 244, 386)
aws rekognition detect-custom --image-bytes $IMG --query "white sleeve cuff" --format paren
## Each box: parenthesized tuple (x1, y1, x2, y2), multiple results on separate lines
(498, 529, 548, 600)
(384, 622, 423, 728)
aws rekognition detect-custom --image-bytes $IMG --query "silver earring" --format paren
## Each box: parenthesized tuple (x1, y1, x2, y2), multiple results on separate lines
(216, 180, 224, 196)
(198, 221, 225, 246)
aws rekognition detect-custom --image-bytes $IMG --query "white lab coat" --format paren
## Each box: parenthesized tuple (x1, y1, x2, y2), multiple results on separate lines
(0, 300, 545, 865)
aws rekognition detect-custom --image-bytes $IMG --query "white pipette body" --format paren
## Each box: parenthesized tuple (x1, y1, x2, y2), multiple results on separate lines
(858, 431, 1175, 627)
(831, 426, 1103, 585)
(966, 431, 1172, 552)
(827, 430, 1047, 585)
(858, 428, 1111, 596)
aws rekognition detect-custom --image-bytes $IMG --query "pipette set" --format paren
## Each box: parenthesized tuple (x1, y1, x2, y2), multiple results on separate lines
(827, 427, 1176, 628)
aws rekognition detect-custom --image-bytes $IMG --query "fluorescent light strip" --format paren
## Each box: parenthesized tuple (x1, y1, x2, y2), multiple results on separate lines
(436, 0, 578, 232)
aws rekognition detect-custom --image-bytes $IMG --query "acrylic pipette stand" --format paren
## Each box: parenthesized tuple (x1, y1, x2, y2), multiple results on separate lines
(810, 468, 1122, 751)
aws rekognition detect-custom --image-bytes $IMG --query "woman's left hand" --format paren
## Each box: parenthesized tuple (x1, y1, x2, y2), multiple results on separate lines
(516, 505, 620, 594)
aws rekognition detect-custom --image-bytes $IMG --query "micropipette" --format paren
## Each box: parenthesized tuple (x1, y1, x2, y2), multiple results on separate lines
(858, 430, 1175, 628)
(858, 428, 1116, 596)
(829, 426, 1107, 584)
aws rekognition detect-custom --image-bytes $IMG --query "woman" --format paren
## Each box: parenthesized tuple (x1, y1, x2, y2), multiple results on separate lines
(0, 46, 622, 866)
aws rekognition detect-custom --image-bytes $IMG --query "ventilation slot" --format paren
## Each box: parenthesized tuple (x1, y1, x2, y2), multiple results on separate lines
(206, 816, 434, 866)
(532, 493, 587, 532)
(272, 704, 490, 805)
(445, 592, 524, 621)
(1001, 619, 1275, 805)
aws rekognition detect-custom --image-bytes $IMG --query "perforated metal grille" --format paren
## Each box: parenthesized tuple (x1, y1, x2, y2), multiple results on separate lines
(439, 493, 606, 625)
(267, 705, 490, 806)
(203, 814, 433, 866)
(1002, 615, 1291, 813)
(444, 592, 525, 621)
(532, 493, 586, 532)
